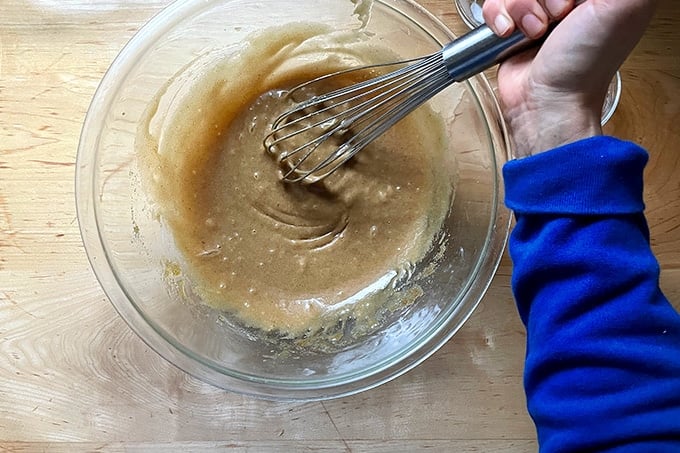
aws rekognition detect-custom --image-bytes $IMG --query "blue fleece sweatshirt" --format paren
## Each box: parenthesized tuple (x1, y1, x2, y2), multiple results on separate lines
(503, 136, 680, 452)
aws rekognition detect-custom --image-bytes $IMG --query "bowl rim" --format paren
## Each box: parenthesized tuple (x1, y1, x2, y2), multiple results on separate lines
(76, 0, 511, 401)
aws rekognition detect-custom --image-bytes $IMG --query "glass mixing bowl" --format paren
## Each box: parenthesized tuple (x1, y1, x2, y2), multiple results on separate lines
(76, 0, 511, 401)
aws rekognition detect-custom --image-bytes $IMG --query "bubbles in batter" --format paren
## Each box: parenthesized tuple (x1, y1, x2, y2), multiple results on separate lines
(137, 23, 454, 339)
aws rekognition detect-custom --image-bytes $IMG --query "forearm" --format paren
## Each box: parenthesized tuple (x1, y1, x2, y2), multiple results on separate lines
(504, 136, 680, 452)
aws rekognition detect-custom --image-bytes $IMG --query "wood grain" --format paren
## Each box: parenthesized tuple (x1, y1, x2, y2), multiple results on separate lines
(1, 0, 678, 451)
(0, 440, 539, 453)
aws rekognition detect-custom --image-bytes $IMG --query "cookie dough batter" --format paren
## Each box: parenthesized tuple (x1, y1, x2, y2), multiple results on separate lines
(138, 23, 454, 337)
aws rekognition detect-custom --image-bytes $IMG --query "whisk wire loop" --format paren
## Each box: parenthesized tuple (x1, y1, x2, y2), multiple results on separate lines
(265, 54, 452, 182)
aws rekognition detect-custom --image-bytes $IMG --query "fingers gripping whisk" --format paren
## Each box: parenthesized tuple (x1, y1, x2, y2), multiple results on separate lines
(263, 54, 453, 184)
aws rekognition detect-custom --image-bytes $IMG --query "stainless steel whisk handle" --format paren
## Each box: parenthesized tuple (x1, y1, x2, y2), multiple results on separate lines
(443, 25, 530, 81)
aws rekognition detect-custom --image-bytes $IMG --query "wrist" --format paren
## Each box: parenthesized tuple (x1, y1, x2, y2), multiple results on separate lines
(504, 101, 602, 158)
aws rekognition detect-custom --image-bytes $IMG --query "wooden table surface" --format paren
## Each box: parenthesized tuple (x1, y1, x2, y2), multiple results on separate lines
(1, 0, 678, 451)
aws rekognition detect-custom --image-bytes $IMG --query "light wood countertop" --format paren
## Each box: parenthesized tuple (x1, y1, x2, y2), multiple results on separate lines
(1, 0, 678, 451)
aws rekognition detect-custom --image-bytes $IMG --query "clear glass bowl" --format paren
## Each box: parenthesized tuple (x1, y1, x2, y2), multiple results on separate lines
(455, 0, 486, 28)
(76, 0, 511, 401)
(453, 0, 621, 125)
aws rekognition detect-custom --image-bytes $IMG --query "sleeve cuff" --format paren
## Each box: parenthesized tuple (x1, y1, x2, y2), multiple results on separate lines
(503, 136, 649, 215)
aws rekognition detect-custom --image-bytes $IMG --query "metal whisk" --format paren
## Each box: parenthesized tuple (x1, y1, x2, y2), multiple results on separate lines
(264, 25, 531, 183)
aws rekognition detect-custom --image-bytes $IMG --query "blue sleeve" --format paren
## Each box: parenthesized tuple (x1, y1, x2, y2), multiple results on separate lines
(503, 136, 680, 452)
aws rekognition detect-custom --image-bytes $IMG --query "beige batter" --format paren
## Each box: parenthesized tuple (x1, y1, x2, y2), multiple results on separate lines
(138, 23, 454, 338)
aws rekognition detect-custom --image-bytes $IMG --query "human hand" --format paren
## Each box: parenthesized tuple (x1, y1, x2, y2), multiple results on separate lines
(482, 0, 657, 157)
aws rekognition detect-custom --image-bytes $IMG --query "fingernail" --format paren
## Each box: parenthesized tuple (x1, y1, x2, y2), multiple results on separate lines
(545, 0, 567, 17)
(494, 14, 512, 35)
(521, 13, 544, 39)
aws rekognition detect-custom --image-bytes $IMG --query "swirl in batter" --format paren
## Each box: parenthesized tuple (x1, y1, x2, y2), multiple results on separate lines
(137, 23, 454, 338)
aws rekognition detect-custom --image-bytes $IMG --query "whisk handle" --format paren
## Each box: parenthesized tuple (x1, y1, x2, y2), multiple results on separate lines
(442, 25, 531, 81)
